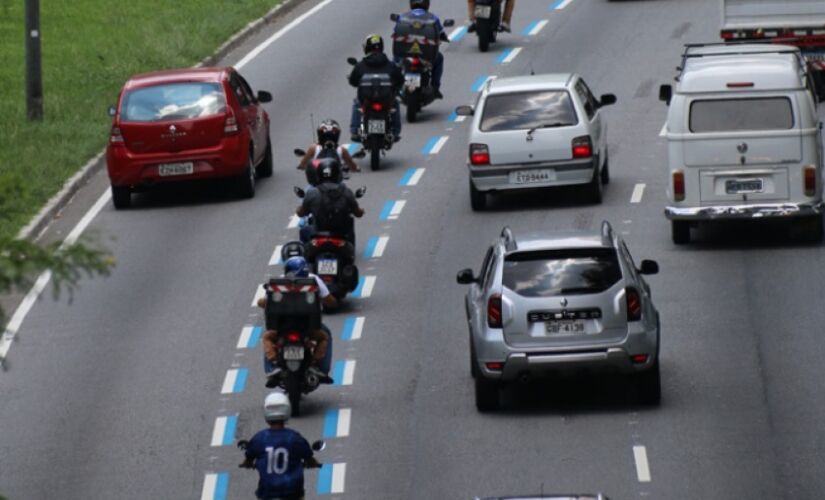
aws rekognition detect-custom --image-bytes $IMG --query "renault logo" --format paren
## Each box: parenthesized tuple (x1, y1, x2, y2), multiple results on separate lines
(737, 142, 748, 154)
(560, 297, 568, 307)
(162, 124, 187, 141)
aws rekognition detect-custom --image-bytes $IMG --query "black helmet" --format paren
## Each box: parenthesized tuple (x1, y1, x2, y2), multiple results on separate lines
(317, 119, 341, 146)
(410, 0, 429, 10)
(280, 241, 305, 262)
(317, 158, 342, 183)
(363, 34, 384, 55)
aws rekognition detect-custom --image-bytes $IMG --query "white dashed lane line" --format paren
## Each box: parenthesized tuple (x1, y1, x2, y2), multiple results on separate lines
(251, 285, 266, 307)
(633, 445, 652, 483)
(200, 472, 229, 500)
(496, 47, 522, 64)
(317, 463, 347, 495)
(522, 20, 548, 36)
(269, 245, 284, 266)
(287, 214, 300, 229)
(659, 122, 667, 137)
(210, 416, 238, 447)
(630, 183, 646, 204)
(221, 368, 248, 394)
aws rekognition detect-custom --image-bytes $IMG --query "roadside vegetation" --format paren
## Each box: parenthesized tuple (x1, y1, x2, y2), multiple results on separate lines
(0, 0, 282, 239)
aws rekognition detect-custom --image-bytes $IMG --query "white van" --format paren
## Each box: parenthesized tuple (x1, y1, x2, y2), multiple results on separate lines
(659, 44, 824, 244)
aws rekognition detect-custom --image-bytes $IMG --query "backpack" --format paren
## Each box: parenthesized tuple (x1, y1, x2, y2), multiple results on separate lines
(314, 183, 351, 234)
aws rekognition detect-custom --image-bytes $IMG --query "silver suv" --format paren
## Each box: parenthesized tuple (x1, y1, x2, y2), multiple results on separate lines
(456, 223, 661, 411)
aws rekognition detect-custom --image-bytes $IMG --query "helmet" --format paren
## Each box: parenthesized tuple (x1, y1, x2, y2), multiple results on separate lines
(284, 256, 309, 278)
(317, 119, 341, 147)
(363, 34, 384, 55)
(410, 0, 429, 10)
(263, 392, 291, 423)
(317, 158, 342, 184)
(281, 241, 304, 262)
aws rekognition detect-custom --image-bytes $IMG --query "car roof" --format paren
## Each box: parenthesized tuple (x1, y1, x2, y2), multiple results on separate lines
(502, 229, 613, 253)
(123, 67, 229, 91)
(678, 45, 805, 93)
(487, 74, 575, 95)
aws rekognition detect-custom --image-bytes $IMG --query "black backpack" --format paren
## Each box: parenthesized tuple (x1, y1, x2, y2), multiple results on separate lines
(315, 183, 351, 234)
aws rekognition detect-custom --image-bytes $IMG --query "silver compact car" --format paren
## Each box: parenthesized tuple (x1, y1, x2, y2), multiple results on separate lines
(456, 223, 661, 412)
(455, 74, 616, 210)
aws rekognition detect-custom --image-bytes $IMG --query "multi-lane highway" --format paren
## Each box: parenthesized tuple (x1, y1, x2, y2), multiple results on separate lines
(1, 0, 824, 498)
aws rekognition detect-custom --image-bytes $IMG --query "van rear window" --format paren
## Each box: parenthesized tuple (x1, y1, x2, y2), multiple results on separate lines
(689, 97, 793, 132)
(480, 90, 578, 132)
(121, 82, 226, 122)
(503, 249, 621, 297)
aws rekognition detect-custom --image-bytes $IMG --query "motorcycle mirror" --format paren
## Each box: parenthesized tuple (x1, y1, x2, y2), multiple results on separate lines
(311, 440, 326, 452)
(355, 187, 367, 198)
(443, 19, 455, 27)
(107, 105, 116, 117)
(294, 148, 307, 157)
(389, 13, 399, 22)
(346, 57, 358, 66)
(455, 105, 474, 116)
(294, 186, 306, 198)
(257, 90, 273, 103)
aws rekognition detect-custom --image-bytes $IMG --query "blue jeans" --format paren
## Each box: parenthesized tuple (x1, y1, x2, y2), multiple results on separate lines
(263, 324, 333, 374)
(350, 99, 402, 137)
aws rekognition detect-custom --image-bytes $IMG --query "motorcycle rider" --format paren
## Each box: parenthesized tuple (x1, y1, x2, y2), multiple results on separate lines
(467, 0, 516, 33)
(295, 159, 364, 246)
(394, 0, 449, 99)
(239, 392, 322, 500)
(348, 34, 404, 143)
(298, 119, 360, 183)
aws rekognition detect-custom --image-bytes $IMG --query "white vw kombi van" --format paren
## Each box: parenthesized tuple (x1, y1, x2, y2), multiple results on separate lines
(659, 44, 824, 244)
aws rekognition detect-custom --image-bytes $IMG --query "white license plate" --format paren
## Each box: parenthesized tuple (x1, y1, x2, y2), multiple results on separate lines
(725, 178, 764, 194)
(405, 74, 421, 89)
(475, 5, 492, 18)
(546, 320, 586, 335)
(509, 169, 556, 184)
(158, 162, 194, 176)
(317, 259, 338, 275)
(368, 119, 386, 134)
(283, 345, 305, 361)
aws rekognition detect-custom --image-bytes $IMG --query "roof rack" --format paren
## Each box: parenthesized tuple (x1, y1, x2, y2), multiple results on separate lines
(500, 226, 517, 252)
(672, 42, 804, 82)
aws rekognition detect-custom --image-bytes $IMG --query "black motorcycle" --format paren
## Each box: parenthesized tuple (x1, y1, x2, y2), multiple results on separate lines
(347, 58, 396, 171)
(474, 0, 502, 52)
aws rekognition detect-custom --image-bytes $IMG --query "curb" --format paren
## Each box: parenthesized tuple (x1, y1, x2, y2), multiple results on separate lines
(17, 0, 301, 242)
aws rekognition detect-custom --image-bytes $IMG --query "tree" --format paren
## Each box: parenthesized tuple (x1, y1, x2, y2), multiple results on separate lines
(0, 174, 114, 328)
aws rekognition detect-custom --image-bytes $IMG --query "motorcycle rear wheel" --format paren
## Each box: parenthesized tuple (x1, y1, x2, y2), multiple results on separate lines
(477, 20, 492, 52)
(369, 135, 382, 171)
(285, 372, 302, 417)
(406, 93, 420, 123)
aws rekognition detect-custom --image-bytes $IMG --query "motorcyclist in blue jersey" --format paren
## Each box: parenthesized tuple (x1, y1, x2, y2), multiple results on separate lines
(395, 0, 449, 99)
(240, 392, 321, 500)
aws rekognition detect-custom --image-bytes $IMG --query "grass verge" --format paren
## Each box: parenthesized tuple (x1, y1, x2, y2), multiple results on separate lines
(0, 0, 282, 238)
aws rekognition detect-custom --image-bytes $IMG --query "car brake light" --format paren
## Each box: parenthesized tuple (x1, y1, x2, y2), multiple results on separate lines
(720, 30, 734, 40)
(487, 294, 502, 328)
(572, 136, 592, 159)
(673, 171, 685, 202)
(470, 143, 490, 166)
(631, 354, 648, 364)
(224, 109, 239, 135)
(285, 332, 301, 343)
(370, 102, 384, 112)
(485, 361, 504, 371)
(110, 126, 124, 145)
(727, 82, 754, 88)
(626, 287, 642, 322)
(804, 165, 817, 196)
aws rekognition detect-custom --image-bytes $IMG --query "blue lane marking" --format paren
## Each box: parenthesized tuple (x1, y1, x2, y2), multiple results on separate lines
(421, 136, 439, 155)
(233, 368, 249, 393)
(215, 472, 229, 500)
(521, 20, 539, 36)
(247, 326, 263, 348)
(331, 360, 346, 386)
(351, 277, 366, 298)
(317, 464, 333, 494)
(497, 48, 516, 64)
(341, 317, 357, 341)
(323, 409, 339, 438)
(447, 110, 459, 122)
(399, 168, 416, 186)
(471, 75, 491, 92)
(451, 26, 468, 42)
(379, 201, 394, 220)
(551, 0, 565, 9)
(222, 416, 238, 446)
(364, 236, 378, 258)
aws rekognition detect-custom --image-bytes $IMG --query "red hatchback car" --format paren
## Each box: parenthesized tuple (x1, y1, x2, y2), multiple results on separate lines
(106, 67, 272, 209)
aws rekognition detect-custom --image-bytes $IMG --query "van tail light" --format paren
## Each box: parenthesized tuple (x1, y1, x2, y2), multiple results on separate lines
(487, 293, 502, 328)
(804, 165, 817, 197)
(285, 332, 302, 343)
(572, 136, 592, 159)
(110, 126, 124, 145)
(224, 109, 239, 135)
(626, 287, 642, 322)
(673, 171, 685, 202)
(470, 143, 490, 166)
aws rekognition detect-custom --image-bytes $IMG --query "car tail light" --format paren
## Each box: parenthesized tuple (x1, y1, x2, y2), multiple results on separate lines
(673, 171, 685, 202)
(631, 354, 648, 364)
(720, 30, 734, 40)
(572, 136, 592, 159)
(370, 102, 384, 112)
(804, 165, 817, 196)
(487, 293, 502, 328)
(224, 109, 239, 135)
(485, 361, 504, 371)
(285, 332, 301, 343)
(626, 287, 642, 322)
(110, 126, 124, 145)
(470, 143, 490, 166)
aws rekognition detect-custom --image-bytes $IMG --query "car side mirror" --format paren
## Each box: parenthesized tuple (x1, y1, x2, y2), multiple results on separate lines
(455, 105, 474, 116)
(456, 268, 477, 284)
(311, 440, 326, 452)
(293, 148, 307, 157)
(107, 105, 116, 117)
(659, 85, 672, 105)
(294, 186, 306, 198)
(639, 260, 659, 275)
(599, 94, 617, 106)
(347, 57, 358, 66)
(389, 13, 399, 22)
(355, 186, 366, 198)
(443, 19, 455, 28)
(257, 91, 273, 103)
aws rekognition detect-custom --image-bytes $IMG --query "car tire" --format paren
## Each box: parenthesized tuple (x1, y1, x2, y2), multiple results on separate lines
(256, 138, 273, 178)
(801, 215, 823, 243)
(470, 339, 480, 379)
(111, 185, 131, 210)
(469, 178, 486, 211)
(587, 168, 603, 204)
(634, 360, 661, 405)
(600, 152, 610, 185)
(475, 377, 500, 412)
(671, 220, 690, 245)
(236, 153, 256, 199)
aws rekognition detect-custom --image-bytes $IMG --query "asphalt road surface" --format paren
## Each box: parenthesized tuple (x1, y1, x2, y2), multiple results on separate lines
(1, 0, 824, 498)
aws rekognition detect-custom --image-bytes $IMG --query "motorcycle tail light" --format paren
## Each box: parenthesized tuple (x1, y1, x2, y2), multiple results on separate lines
(286, 332, 301, 343)
(411, 57, 420, 68)
(370, 102, 384, 112)
(626, 287, 642, 322)
(487, 293, 502, 328)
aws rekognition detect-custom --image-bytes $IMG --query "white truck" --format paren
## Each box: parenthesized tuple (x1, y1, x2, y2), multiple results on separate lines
(722, 0, 825, 96)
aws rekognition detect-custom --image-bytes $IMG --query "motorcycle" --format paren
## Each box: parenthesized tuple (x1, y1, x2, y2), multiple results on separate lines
(474, 0, 502, 53)
(347, 57, 396, 171)
(239, 436, 325, 467)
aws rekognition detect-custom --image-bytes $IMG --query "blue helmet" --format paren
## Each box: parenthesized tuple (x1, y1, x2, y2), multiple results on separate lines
(284, 256, 309, 278)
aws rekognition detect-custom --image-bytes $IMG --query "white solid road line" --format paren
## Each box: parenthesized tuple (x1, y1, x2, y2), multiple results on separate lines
(235, 0, 335, 69)
(0, 189, 112, 362)
(633, 445, 652, 483)
(630, 183, 646, 204)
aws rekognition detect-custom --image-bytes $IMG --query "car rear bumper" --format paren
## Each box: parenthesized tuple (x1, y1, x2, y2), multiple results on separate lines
(664, 201, 825, 221)
(497, 347, 655, 380)
(468, 157, 597, 193)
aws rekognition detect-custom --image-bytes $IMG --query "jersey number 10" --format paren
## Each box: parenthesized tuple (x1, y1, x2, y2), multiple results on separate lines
(265, 446, 289, 474)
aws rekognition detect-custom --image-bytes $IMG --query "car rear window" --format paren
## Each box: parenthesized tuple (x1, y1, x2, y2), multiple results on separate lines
(503, 248, 621, 297)
(689, 97, 793, 132)
(121, 82, 226, 122)
(480, 90, 578, 132)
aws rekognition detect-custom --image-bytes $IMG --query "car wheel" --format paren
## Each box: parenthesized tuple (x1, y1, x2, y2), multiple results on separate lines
(587, 168, 603, 204)
(671, 220, 690, 245)
(237, 153, 256, 199)
(475, 377, 500, 412)
(111, 185, 131, 210)
(634, 360, 661, 405)
(469, 178, 486, 211)
(256, 138, 273, 178)
(796, 215, 824, 243)
(600, 152, 610, 185)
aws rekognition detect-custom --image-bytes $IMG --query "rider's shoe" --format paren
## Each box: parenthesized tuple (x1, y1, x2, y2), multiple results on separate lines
(434, 88, 444, 100)
(467, 22, 477, 33)
(308, 365, 334, 384)
(265, 367, 282, 388)
(350, 132, 362, 143)
(500, 22, 511, 33)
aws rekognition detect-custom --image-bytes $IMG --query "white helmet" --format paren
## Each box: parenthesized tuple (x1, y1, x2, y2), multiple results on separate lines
(264, 392, 291, 423)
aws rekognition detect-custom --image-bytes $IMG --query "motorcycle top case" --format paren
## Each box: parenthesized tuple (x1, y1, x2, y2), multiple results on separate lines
(265, 277, 322, 331)
(358, 73, 395, 103)
(392, 13, 440, 61)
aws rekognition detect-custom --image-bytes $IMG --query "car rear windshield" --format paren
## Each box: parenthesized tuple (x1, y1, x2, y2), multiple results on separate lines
(689, 97, 793, 132)
(480, 90, 578, 132)
(121, 82, 226, 122)
(503, 248, 621, 297)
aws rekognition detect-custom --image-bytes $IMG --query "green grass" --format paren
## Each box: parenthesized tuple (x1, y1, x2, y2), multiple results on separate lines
(0, 0, 281, 238)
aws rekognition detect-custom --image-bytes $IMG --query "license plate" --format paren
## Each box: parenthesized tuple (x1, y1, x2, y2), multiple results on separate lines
(546, 320, 586, 335)
(368, 119, 386, 134)
(317, 258, 338, 276)
(725, 178, 763, 194)
(158, 162, 194, 176)
(475, 5, 492, 18)
(283, 345, 304, 361)
(405, 73, 421, 89)
(509, 169, 556, 184)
